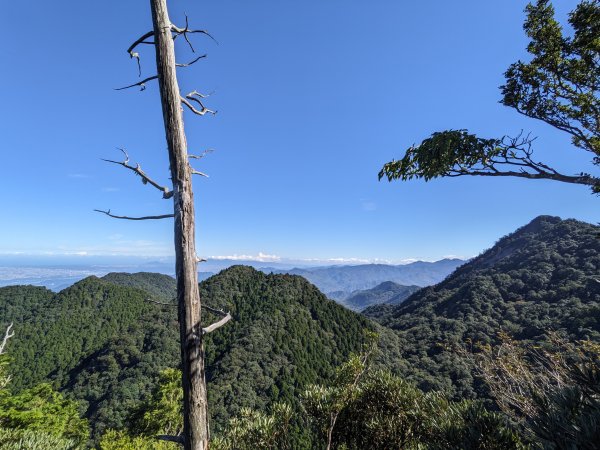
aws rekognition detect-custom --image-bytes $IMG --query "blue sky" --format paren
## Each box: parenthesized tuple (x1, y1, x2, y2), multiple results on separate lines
(0, 0, 597, 264)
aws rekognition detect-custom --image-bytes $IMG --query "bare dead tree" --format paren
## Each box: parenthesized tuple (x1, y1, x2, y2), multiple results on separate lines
(0, 323, 14, 356)
(97, 1, 230, 448)
(0, 323, 15, 390)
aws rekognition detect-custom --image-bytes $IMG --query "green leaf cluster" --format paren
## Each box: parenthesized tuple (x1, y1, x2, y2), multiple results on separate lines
(98, 429, 176, 450)
(313, 370, 523, 450)
(212, 403, 293, 450)
(378, 130, 500, 182)
(380, 0, 600, 193)
(0, 383, 88, 445)
(0, 428, 78, 450)
(502, 0, 600, 157)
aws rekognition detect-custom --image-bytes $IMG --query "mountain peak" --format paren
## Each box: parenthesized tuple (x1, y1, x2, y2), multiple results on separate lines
(514, 215, 562, 235)
(465, 216, 592, 270)
(363, 215, 599, 398)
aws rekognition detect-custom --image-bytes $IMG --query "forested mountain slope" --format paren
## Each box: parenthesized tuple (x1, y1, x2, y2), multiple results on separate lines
(364, 216, 600, 397)
(0, 266, 402, 439)
(101, 271, 177, 300)
(0, 276, 179, 438)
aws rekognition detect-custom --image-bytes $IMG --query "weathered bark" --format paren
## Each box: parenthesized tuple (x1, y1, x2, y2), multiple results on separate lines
(149, 0, 208, 448)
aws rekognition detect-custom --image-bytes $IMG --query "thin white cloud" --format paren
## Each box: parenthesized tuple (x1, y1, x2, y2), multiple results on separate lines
(68, 173, 90, 179)
(208, 252, 281, 262)
(320, 257, 379, 264)
(442, 254, 473, 260)
(293, 257, 393, 265)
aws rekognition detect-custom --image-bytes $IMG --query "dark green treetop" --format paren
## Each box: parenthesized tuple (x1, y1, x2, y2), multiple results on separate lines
(380, 0, 600, 193)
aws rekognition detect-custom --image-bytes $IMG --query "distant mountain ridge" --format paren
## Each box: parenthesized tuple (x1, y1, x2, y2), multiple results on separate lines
(341, 281, 421, 311)
(0, 259, 465, 295)
(268, 258, 465, 296)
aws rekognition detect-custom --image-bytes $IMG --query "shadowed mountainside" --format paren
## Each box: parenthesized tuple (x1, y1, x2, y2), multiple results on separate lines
(364, 216, 600, 397)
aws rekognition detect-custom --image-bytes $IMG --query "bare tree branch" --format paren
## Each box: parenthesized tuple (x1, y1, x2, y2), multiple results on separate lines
(181, 96, 216, 116)
(445, 169, 598, 186)
(187, 89, 212, 100)
(482, 133, 600, 186)
(0, 323, 14, 355)
(188, 149, 214, 160)
(115, 75, 159, 91)
(171, 15, 218, 53)
(445, 134, 599, 186)
(145, 300, 228, 315)
(176, 54, 207, 68)
(127, 31, 156, 54)
(115, 56, 206, 92)
(184, 91, 216, 116)
(513, 105, 597, 155)
(190, 168, 209, 178)
(188, 151, 212, 180)
(94, 209, 174, 221)
(0, 323, 13, 389)
(127, 31, 155, 76)
(202, 307, 232, 335)
(146, 298, 176, 307)
(202, 305, 224, 315)
(102, 148, 173, 199)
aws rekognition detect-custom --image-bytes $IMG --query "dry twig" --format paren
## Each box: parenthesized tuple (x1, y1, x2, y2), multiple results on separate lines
(171, 15, 218, 53)
(102, 148, 173, 199)
(94, 209, 174, 221)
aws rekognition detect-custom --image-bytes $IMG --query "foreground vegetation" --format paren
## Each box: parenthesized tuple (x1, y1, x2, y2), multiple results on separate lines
(3, 324, 598, 449)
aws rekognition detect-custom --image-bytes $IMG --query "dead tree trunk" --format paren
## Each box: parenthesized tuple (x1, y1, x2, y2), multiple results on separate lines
(98, 1, 230, 447)
(149, 0, 209, 448)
